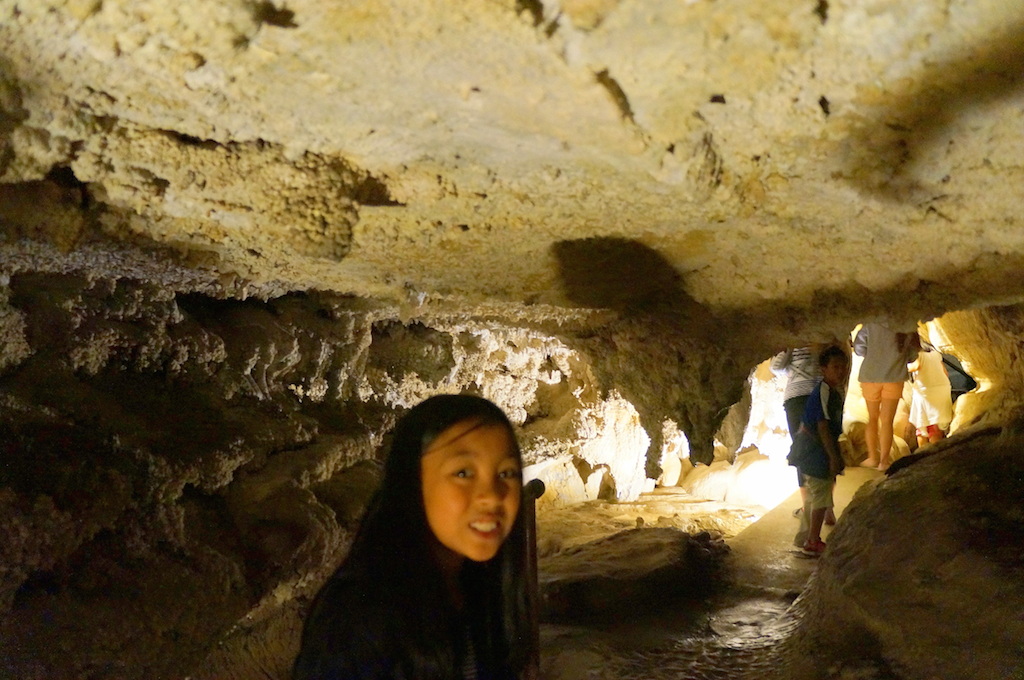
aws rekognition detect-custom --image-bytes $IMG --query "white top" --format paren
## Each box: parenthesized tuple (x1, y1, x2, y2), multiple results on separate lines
(854, 323, 913, 383)
(910, 349, 953, 429)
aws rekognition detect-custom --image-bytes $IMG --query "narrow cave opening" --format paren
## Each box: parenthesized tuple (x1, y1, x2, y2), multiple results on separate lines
(529, 309, 1000, 680)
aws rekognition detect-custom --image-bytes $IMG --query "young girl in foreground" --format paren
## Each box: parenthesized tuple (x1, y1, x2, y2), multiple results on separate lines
(293, 394, 530, 680)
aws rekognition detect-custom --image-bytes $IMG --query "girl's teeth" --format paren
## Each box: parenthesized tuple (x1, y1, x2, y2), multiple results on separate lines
(471, 521, 498, 532)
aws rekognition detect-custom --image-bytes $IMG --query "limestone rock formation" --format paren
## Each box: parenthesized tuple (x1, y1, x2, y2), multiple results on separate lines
(788, 426, 1024, 680)
(540, 527, 729, 621)
(2, 0, 1024, 678)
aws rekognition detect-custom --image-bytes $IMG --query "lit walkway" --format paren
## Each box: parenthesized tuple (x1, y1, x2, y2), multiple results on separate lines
(726, 466, 882, 594)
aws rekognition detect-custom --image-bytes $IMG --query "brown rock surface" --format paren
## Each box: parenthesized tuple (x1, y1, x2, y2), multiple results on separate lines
(2, 1, 1024, 678)
(788, 426, 1024, 680)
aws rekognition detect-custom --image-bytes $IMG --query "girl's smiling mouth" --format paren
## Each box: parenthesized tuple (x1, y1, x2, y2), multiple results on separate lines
(470, 519, 500, 533)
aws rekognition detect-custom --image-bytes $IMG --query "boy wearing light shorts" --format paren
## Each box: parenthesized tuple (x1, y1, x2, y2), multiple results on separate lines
(792, 345, 849, 556)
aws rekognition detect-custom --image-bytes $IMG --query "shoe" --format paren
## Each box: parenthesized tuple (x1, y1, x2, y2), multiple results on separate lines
(792, 507, 803, 518)
(801, 539, 827, 556)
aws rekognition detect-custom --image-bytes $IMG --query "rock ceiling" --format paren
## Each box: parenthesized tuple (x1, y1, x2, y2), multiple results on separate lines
(2, 0, 1024, 326)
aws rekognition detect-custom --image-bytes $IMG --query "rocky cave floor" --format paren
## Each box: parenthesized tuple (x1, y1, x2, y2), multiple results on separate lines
(534, 467, 896, 680)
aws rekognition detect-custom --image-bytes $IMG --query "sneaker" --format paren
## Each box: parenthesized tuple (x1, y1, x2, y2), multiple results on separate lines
(801, 539, 827, 556)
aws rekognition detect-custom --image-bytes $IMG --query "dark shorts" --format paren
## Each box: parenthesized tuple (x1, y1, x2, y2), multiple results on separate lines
(785, 396, 810, 486)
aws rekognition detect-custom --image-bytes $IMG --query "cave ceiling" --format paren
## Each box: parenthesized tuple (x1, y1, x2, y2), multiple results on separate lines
(2, 0, 1024, 331)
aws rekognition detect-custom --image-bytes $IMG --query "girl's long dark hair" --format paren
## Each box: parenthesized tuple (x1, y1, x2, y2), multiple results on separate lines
(294, 394, 530, 680)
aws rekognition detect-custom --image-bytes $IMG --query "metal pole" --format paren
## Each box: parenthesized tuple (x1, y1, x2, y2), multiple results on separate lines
(522, 478, 545, 680)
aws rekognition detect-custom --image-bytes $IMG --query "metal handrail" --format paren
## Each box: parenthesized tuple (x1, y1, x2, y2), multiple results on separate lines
(522, 478, 546, 680)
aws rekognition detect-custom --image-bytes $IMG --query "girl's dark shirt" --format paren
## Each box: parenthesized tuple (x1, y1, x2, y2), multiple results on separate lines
(293, 574, 517, 680)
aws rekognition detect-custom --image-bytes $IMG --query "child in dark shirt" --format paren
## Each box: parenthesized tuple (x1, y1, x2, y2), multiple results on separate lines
(789, 345, 849, 556)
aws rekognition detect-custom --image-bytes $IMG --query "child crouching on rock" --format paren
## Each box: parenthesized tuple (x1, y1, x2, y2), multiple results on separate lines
(787, 345, 849, 556)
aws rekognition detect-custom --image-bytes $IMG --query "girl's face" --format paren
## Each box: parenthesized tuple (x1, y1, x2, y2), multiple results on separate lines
(420, 419, 522, 570)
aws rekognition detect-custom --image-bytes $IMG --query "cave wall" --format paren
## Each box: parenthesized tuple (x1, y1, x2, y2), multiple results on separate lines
(931, 305, 1024, 430)
(0, 273, 757, 678)
(786, 425, 1024, 680)
(2, 270, 1020, 678)
(0, 275, 377, 677)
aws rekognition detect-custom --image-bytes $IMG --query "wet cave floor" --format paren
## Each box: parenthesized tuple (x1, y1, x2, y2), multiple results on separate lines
(536, 467, 887, 680)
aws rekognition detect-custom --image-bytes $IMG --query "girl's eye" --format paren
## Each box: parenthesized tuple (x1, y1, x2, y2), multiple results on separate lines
(454, 469, 472, 478)
(499, 469, 522, 481)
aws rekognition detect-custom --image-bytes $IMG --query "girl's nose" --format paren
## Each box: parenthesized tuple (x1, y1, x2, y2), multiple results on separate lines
(475, 474, 506, 502)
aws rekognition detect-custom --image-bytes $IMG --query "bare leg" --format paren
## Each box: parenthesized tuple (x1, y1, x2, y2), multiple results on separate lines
(807, 507, 827, 544)
(877, 397, 900, 469)
(904, 419, 918, 453)
(794, 491, 811, 548)
(795, 484, 808, 518)
(862, 398, 881, 467)
(825, 482, 836, 525)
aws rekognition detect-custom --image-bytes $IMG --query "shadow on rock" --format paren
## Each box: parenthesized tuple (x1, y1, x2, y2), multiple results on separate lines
(539, 527, 729, 623)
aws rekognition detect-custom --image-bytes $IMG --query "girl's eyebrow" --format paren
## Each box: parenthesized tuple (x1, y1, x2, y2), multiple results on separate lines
(445, 448, 518, 459)
(435, 448, 520, 465)
(441, 450, 475, 459)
